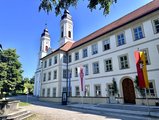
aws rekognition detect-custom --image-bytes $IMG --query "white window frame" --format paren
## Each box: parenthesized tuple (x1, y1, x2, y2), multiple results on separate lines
(44, 60, 47, 68)
(103, 39, 110, 51)
(43, 73, 46, 81)
(93, 62, 100, 74)
(53, 87, 56, 97)
(54, 56, 57, 64)
(92, 43, 98, 55)
(116, 32, 126, 46)
(152, 18, 159, 34)
(63, 69, 67, 79)
(83, 64, 89, 75)
(75, 67, 78, 77)
(68, 55, 72, 63)
(94, 84, 101, 97)
(47, 88, 50, 97)
(63, 54, 67, 63)
(75, 52, 79, 61)
(53, 70, 57, 79)
(48, 71, 51, 80)
(83, 48, 88, 58)
(118, 54, 129, 69)
(141, 48, 151, 65)
(105, 58, 113, 72)
(133, 25, 144, 41)
(68, 69, 72, 78)
(146, 80, 157, 98)
(75, 86, 80, 96)
(49, 58, 52, 66)
(42, 88, 45, 97)
(85, 85, 90, 97)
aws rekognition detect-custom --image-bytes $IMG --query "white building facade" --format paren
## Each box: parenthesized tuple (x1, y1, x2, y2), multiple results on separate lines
(34, 28, 51, 96)
(35, 0, 159, 105)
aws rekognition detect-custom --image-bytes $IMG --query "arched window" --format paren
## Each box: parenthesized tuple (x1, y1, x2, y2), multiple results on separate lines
(61, 31, 63, 38)
(68, 31, 71, 38)
(40, 45, 42, 51)
(45, 46, 48, 51)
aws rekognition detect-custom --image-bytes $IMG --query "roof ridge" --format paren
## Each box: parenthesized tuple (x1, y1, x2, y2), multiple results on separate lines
(70, 0, 159, 50)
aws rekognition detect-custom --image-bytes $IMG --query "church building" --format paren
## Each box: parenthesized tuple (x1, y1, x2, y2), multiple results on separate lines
(34, 0, 159, 105)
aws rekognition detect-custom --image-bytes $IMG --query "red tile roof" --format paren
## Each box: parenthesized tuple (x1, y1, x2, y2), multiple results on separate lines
(60, 41, 74, 51)
(41, 0, 159, 59)
(41, 41, 74, 60)
(70, 0, 159, 50)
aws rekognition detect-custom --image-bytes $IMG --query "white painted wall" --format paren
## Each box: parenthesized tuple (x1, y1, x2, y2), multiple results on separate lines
(68, 15, 159, 98)
(39, 11, 159, 101)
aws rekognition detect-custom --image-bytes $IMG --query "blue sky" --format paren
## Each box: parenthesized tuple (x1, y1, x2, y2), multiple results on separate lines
(0, 0, 152, 79)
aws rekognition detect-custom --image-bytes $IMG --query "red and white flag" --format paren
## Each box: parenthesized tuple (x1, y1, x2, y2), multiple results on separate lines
(78, 66, 85, 96)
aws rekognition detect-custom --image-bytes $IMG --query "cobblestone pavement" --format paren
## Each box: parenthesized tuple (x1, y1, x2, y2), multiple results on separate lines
(23, 104, 120, 120)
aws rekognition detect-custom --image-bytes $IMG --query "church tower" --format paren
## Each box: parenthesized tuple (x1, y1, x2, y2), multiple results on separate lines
(38, 28, 51, 68)
(60, 10, 74, 47)
(34, 28, 51, 97)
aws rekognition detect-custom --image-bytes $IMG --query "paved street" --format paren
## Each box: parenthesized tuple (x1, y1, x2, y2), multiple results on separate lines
(10, 95, 120, 120)
(9, 95, 159, 120)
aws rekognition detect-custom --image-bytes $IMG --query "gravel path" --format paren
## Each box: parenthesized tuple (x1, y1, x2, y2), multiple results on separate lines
(10, 95, 120, 120)
(23, 104, 119, 120)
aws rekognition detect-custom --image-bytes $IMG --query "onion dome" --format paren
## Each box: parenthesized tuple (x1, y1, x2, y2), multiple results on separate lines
(61, 9, 72, 20)
(41, 28, 50, 38)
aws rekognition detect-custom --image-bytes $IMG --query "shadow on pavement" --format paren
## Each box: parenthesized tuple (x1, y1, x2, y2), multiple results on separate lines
(8, 95, 159, 120)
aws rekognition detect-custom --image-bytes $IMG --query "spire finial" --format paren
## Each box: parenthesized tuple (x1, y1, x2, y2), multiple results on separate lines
(45, 23, 47, 29)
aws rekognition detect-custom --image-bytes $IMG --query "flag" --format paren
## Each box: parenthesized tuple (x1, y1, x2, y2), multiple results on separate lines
(140, 51, 149, 88)
(134, 51, 145, 88)
(78, 66, 85, 96)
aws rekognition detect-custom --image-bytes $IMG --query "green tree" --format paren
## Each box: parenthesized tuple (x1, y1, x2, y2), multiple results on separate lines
(0, 63, 7, 98)
(0, 49, 23, 98)
(112, 79, 118, 95)
(39, 0, 117, 15)
(30, 76, 35, 84)
(15, 80, 25, 94)
(23, 77, 34, 94)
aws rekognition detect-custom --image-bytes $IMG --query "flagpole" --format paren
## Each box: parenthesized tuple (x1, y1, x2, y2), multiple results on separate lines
(145, 88, 150, 116)
(82, 91, 83, 105)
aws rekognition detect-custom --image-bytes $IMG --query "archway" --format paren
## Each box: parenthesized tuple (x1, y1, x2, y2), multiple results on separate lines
(122, 78, 136, 104)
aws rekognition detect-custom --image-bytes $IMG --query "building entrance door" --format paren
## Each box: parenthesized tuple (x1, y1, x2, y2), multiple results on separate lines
(122, 78, 136, 104)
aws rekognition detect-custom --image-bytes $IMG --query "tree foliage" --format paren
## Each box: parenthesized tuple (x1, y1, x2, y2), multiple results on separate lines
(39, 0, 117, 15)
(112, 78, 118, 95)
(0, 49, 23, 98)
(23, 77, 34, 94)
